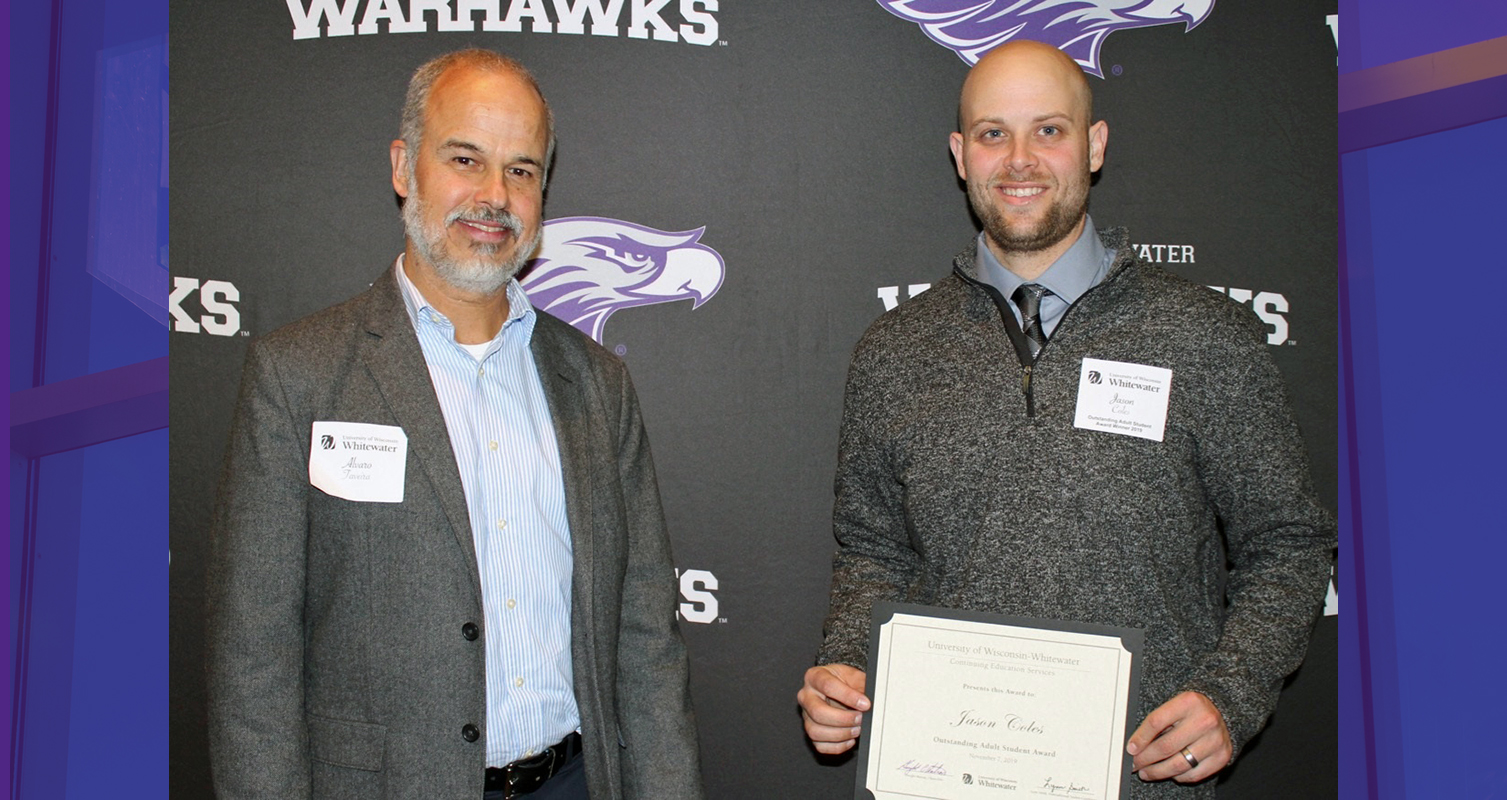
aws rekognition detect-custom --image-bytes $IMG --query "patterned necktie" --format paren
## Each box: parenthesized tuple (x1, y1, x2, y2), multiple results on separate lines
(1012, 283, 1051, 360)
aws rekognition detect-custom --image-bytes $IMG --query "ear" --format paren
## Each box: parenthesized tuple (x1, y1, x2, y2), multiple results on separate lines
(390, 139, 410, 197)
(1087, 121, 1108, 173)
(949, 132, 967, 180)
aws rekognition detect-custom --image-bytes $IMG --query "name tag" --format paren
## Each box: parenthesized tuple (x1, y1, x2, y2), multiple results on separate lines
(1072, 358, 1172, 442)
(309, 421, 408, 503)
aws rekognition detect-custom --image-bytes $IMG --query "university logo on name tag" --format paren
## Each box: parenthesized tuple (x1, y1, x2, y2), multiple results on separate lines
(1072, 358, 1173, 442)
(309, 421, 408, 503)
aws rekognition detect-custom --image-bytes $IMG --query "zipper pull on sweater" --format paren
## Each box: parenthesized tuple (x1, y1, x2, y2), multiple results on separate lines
(1022, 363, 1035, 418)
(952, 268, 1051, 419)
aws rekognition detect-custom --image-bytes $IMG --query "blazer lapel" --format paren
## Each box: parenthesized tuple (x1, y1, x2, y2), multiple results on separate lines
(531, 320, 597, 647)
(358, 268, 482, 600)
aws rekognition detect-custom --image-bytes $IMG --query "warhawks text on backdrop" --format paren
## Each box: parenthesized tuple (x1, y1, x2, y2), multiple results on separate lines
(287, 0, 720, 45)
(872, 240, 1293, 347)
(1207, 287, 1290, 346)
(676, 568, 721, 625)
(169, 277, 242, 336)
(877, 282, 1293, 347)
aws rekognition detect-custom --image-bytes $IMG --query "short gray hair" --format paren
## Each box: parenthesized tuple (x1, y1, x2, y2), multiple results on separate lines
(399, 49, 556, 187)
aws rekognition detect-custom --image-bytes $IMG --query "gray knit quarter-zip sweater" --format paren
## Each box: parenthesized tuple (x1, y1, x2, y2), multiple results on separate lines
(817, 228, 1335, 796)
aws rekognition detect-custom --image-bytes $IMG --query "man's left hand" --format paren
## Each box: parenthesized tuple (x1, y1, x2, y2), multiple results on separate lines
(1126, 691, 1232, 783)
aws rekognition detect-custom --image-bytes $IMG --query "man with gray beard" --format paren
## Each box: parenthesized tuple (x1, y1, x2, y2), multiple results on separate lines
(207, 49, 702, 800)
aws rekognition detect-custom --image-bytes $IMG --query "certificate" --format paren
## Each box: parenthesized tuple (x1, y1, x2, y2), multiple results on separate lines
(855, 602, 1143, 800)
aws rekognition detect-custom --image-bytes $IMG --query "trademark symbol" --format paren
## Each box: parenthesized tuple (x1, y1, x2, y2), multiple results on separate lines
(1287, 340, 1296, 346)
(1112, 64, 1123, 76)
(718, 40, 727, 46)
(718, 617, 728, 624)
(614, 344, 627, 356)
(240, 331, 251, 337)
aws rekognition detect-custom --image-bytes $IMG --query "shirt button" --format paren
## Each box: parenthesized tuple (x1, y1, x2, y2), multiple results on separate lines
(506, 599, 516, 610)
(478, 367, 485, 376)
(461, 622, 479, 641)
(461, 724, 480, 743)
(489, 441, 498, 451)
(497, 519, 507, 531)
(514, 677, 524, 687)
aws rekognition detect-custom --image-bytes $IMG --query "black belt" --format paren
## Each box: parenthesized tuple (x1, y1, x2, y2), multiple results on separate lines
(484, 732, 582, 799)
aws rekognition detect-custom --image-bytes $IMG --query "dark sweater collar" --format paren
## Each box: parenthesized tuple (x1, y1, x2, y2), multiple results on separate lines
(955, 226, 1137, 284)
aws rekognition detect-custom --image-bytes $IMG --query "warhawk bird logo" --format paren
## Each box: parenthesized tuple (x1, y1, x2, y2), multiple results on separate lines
(876, 0, 1215, 77)
(520, 217, 725, 343)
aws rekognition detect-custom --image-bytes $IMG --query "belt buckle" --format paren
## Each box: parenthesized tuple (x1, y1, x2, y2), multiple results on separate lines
(504, 747, 555, 800)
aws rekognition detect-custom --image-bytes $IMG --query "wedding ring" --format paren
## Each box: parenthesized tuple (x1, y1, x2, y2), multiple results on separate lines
(1180, 747, 1200, 769)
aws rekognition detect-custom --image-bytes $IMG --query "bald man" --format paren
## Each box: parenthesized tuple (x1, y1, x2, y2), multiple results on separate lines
(798, 41, 1333, 795)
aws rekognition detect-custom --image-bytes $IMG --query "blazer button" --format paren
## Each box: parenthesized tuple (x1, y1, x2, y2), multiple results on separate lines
(461, 622, 479, 641)
(462, 724, 480, 743)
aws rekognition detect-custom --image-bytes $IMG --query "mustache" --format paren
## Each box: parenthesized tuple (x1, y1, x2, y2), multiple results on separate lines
(446, 206, 525, 237)
(993, 170, 1049, 184)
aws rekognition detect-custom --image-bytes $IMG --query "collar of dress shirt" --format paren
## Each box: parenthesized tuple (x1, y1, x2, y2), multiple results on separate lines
(972, 214, 1113, 307)
(392, 254, 536, 345)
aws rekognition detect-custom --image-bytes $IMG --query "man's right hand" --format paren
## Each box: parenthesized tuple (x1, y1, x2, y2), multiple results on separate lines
(798, 664, 870, 754)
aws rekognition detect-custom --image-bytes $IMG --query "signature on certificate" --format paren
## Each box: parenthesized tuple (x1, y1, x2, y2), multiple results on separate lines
(898, 760, 949, 777)
(1041, 776, 1092, 795)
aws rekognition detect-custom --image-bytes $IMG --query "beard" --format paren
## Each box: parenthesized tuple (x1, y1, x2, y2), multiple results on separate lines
(969, 170, 1089, 254)
(402, 185, 541, 295)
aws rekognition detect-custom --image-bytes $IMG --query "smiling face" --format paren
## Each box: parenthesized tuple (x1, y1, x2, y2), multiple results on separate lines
(948, 41, 1108, 271)
(390, 63, 550, 296)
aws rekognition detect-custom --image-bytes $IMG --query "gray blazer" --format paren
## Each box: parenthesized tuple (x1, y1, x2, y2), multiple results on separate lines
(206, 267, 703, 799)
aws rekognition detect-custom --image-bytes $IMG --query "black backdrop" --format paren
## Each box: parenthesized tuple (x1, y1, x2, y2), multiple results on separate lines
(169, 2, 1338, 796)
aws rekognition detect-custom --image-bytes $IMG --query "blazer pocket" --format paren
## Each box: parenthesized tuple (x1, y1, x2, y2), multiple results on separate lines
(308, 713, 387, 772)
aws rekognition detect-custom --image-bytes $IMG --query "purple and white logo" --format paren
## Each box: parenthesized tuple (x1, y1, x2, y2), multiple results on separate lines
(520, 217, 725, 343)
(876, 0, 1215, 77)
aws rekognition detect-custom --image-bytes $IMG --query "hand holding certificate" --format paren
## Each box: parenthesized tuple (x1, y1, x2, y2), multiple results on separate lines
(855, 603, 1143, 800)
(800, 662, 871, 755)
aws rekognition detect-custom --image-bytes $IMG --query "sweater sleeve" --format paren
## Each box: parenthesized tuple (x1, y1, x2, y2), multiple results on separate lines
(1174, 309, 1336, 756)
(815, 334, 923, 670)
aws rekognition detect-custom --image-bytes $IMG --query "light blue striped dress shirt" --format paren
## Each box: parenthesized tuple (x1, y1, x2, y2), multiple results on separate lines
(395, 258, 579, 766)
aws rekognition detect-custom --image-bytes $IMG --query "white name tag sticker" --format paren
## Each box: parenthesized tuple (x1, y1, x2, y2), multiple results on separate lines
(1073, 358, 1173, 442)
(309, 421, 408, 503)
